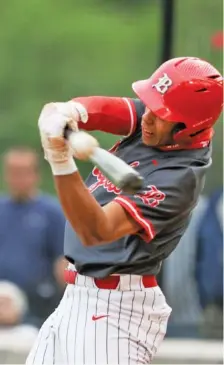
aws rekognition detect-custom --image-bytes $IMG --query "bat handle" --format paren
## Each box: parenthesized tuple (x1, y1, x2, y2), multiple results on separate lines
(90, 147, 144, 194)
(64, 128, 144, 194)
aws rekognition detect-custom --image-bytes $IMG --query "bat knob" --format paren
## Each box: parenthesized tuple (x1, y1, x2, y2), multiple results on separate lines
(120, 173, 144, 194)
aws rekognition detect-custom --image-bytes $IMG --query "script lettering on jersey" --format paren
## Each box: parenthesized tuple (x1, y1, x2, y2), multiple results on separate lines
(135, 185, 165, 207)
(88, 161, 140, 194)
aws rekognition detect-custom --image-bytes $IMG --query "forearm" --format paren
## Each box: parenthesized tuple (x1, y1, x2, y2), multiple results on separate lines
(38, 99, 139, 245)
(54, 173, 111, 245)
(74, 96, 136, 136)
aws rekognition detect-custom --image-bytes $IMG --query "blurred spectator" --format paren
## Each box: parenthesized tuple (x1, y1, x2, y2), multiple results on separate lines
(196, 187, 223, 339)
(0, 281, 28, 326)
(0, 281, 39, 364)
(162, 196, 208, 338)
(0, 147, 66, 327)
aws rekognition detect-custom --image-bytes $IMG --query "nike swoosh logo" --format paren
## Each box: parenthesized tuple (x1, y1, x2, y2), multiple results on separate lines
(92, 315, 109, 321)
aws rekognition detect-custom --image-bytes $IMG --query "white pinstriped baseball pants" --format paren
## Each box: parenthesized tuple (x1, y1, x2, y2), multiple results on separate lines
(26, 271, 172, 364)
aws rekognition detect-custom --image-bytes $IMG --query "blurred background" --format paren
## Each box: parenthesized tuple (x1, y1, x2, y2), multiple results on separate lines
(0, 0, 223, 363)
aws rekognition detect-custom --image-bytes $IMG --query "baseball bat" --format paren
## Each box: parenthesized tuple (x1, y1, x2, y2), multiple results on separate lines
(65, 130, 144, 194)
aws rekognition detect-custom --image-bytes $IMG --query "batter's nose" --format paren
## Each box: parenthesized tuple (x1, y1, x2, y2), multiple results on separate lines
(142, 109, 156, 125)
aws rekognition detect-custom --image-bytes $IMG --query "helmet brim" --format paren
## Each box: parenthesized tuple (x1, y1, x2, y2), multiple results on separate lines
(132, 79, 183, 123)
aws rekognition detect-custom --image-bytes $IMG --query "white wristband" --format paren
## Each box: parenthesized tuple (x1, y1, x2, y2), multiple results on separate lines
(49, 157, 78, 176)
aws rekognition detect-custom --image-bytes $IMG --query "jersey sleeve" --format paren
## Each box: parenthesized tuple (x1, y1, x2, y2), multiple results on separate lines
(114, 166, 196, 243)
(131, 98, 146, 130)
(73, 96, 141, 136)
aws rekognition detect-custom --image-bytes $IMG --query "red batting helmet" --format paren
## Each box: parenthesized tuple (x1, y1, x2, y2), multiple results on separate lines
(132, 57, 223, 143)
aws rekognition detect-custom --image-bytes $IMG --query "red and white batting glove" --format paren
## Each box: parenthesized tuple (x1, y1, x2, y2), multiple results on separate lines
(38, 101, 88, 175)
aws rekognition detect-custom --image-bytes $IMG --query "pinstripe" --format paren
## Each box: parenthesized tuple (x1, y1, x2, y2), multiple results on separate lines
(27, 286, 65, 364)
(94, 289, 100, 365)
(27, 276, 169, 365)
(128, 291, 136, 364)
(151, 316, 162, 355)
(73, 288, 81, 364)
(31, 317, 52, 364)
(57, 288, 69, 352)
(158, 316, 170, 352)
(106, 290, 111, 364)
(147, 289, 158, 363)
(143, 289, 156, 363)
(83, 287, 89, 364)
(151, 288, 156, 311)
(156, 318, 164, 349)
(52, 328, 56, 365)
(41, 341, 49, 364)
(75, 273, 79, 285)
(39, 321, 53, 364)
(136, 292, 146, 363)
(143, 319, 152, 363)
(30, 328, 44, 364)
(117, 291, 123, 364)
(65, 288, 75, 364)
(57, 310, 66, 356)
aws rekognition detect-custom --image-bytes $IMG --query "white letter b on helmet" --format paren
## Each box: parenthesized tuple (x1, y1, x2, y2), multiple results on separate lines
(152, 73, 172, 94)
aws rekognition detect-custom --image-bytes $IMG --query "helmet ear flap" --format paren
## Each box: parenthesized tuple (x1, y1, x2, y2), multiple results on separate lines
(172, 123, 186, 135)
(173, 125, 214, 146)
(172, 123, 192, 145)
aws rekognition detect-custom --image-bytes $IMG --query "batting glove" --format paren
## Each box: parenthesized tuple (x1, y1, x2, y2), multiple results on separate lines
(38, 101, 88, 175)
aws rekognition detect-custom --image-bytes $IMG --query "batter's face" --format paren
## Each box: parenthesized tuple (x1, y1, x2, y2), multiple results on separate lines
(141, 108, 177, 147)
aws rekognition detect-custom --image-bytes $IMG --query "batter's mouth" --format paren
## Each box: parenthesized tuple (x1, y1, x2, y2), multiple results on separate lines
(142, 126, 154, 136)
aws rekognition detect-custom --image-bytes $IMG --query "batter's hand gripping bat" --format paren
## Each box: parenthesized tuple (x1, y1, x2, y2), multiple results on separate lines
(65, 130, 144, 194)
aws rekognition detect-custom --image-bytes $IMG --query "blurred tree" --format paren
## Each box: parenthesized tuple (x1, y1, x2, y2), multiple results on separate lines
(160, 0, 174, 63)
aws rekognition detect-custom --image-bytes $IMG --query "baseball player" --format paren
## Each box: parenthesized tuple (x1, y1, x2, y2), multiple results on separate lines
(26, 57, 223, 364)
